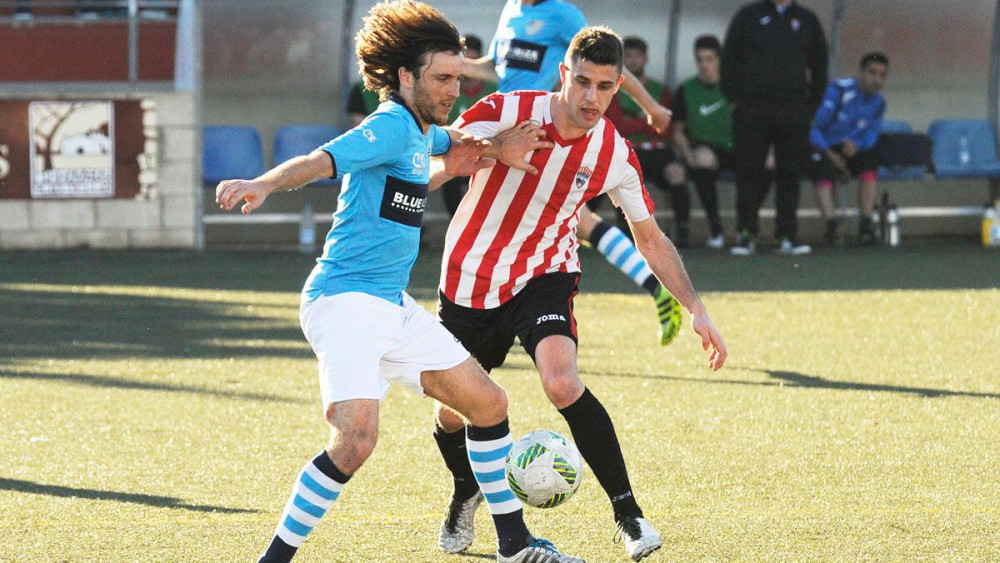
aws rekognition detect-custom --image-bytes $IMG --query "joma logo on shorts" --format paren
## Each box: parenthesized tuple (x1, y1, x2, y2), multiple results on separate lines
(536, 314, 566, 324)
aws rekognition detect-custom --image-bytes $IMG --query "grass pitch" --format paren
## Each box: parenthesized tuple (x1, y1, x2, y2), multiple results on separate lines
(1, 244, 998, 562)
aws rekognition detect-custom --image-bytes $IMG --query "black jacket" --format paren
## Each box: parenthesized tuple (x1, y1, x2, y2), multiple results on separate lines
(721, 0, 829, 109)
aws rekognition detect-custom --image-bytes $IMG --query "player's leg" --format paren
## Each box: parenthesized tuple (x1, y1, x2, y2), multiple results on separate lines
(854, 150, 879, 245)
(664, 159, 692, 248)
(258, 400, 377, 563)
(731, 103, 772, 255)
(689, 145, 725, 247)
(772, 104, 812, 254)
(811, 148, 840, 245)
(579, 210, 681, 346)
(257, 294, 392, 563)
(417, 335, 584, 561)
(431, 293, 515, 553)
(514, 274, 662, 561)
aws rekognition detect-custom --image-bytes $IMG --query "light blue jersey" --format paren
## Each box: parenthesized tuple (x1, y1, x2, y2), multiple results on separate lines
(489, 0, 586, 92)
(302, 94, 451, 304)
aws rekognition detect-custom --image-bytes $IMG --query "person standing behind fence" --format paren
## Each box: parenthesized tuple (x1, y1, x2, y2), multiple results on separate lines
(809, 52, 889, 246)
(722, 0, 828, 256)
(671, 35, 733, 249)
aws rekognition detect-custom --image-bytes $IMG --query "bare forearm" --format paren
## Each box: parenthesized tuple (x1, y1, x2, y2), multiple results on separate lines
(257, 150, 333, 195)
(635, 227, 706, 316)
(672, 124, 694, 163)
(464, 55, 498, 83)
(620, 69, 658, 115)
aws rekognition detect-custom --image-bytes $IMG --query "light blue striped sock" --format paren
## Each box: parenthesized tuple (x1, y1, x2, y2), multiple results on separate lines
(467, 420, 529, 554)
(268, 452, 348, 555)
(594, 223, 654, 289)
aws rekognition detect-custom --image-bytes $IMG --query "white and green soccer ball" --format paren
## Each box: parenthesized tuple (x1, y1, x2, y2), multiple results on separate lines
(505, 430, 584, 509)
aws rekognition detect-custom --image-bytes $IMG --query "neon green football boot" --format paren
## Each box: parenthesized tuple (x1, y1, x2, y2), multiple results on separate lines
(654, 285, 682, 346)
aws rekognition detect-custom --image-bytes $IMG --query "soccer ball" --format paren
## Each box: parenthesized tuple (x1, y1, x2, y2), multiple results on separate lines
(505, 429, 584, 508)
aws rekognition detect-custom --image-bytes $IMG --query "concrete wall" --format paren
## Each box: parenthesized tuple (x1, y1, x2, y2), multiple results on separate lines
(0, 90, 198, 250)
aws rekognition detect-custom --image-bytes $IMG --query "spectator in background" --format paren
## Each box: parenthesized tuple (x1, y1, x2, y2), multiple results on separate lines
(809, 52, 889, 246)
(722, 0, 828, 256)
(671, 35, 732, 249)
(604, 36, 691, 246)
(346, 79, 380, 128)
(441, 34, 498, 217)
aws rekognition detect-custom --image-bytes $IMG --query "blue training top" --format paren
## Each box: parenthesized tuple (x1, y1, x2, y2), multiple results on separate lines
(302, 94, 451, 304)
(810, 77, 886, 152)
(489, 0, 587, 92)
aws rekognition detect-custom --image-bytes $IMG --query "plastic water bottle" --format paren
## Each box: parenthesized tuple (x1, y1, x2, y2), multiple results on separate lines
(299, 197, 316, 254)
(886, 204, 900, 247)
(983, 201, 1000, 247)
(958, 135, 971, 166)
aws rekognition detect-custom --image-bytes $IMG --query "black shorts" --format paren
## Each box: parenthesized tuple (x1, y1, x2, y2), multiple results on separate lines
(437, 272, 580, 372)
(810, 144, 878, 182)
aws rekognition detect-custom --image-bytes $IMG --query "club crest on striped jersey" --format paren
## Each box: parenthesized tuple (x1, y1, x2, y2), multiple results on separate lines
(575, 165, 593, 189)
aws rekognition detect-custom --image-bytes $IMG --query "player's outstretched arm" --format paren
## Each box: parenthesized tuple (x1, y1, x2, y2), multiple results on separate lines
(462, 55, 499, 83)
(630, 217, 728, 370)
(216, 150, 333, 215)
(620, 68, 672, 134)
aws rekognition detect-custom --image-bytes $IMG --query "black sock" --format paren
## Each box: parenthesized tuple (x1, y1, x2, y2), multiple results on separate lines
(587, 217, 612, 247)
(558, 388, 643, 520)
(691, 168, 722, 235)
(258, 537, 296, 563)
(433, 424, 480, 501)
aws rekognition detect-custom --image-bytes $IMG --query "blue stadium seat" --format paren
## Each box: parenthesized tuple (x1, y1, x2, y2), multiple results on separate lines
(876, 120, 927, 181)
(274, 124, 343, 186)
(879, 120, 914, 134)
(203, 125, 266, 185)
(927, 119, 1000, 179)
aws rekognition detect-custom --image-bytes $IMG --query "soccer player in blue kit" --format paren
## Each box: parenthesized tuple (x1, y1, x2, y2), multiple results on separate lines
(215, 2, 581, 562)
(462, 0, 684, 346)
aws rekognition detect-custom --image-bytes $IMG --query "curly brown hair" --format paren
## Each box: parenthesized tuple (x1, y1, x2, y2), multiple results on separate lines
(355, 0, 463, 101)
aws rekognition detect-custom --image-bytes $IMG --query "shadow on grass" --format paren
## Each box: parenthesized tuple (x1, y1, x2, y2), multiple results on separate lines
(0, 369, 306, 404)
(0, 478, 256, 514)
(581, 368, 1000, 400)
(0, 286, 310, 363)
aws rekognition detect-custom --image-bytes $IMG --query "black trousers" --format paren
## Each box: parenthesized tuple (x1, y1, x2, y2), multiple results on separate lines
(733, 101, 812, 239)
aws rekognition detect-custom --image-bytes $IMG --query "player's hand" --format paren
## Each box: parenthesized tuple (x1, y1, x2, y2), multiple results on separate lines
(216, 179, 269, 215)
(827, 150, 850, 177)
(489, 120, 554, 175)
(841, 140, 857, 158)
(691, 311, 727, 371)
(443, 133, 496, 177)
(646, 104, 672, 134)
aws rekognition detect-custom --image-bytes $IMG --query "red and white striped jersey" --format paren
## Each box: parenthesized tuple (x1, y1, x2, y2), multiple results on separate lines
(440, 90, 656, 310)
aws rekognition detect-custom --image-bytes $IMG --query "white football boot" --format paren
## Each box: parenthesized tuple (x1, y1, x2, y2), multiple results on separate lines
(497, 536, 586, 563)
(438, 491, 483, 553)
(615, 516, 662, 561)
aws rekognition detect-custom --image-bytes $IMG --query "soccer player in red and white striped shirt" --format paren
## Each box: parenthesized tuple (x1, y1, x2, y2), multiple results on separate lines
(431, 26, 728, 562)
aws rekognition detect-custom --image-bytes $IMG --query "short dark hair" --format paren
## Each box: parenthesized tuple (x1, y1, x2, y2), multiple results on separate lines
(566, 26, 624, 74)
(694, 35, 721, 55)
(464, 34, 483, 54)
(860, 51, 889, 69)
(355, 0, 463, 101)
(622, 36, 648, 54)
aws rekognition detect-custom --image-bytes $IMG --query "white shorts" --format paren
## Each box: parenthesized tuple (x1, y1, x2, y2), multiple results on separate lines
(299, 291, 471, 404)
